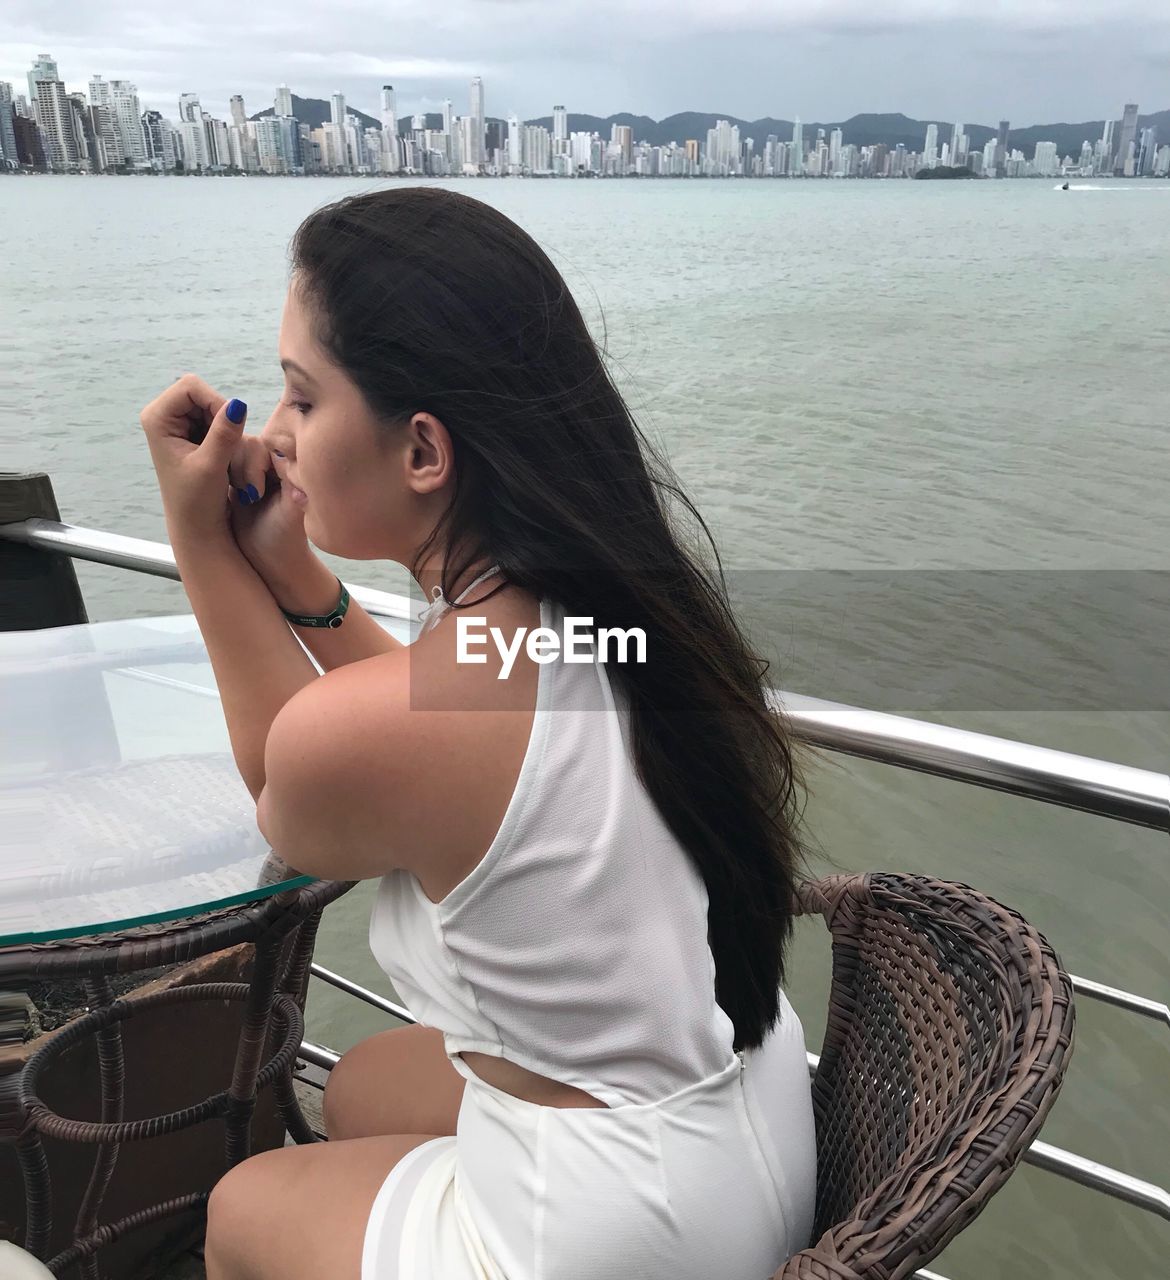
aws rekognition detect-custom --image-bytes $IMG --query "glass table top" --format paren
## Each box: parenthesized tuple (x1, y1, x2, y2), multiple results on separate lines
(0, 610, 414, 947)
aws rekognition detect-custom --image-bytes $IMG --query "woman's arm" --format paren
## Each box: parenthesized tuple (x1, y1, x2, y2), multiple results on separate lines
(173, 530, 319, 802)
(260, 547, 405, 672)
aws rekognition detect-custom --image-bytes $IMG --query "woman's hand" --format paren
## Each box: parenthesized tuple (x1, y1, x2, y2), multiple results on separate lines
(139, 373, 252, 550)
(228, 439, 312, 583)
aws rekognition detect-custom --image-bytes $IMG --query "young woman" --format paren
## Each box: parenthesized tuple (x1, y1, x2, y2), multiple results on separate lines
(140, 185, 817, 1280)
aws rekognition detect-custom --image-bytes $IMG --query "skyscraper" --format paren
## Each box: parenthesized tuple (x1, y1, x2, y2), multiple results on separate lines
(995, 120, 1010, 177)
(380, 85, 397, 136)
(26, 53, 58, 126)
(275, 85, 293, 119)
(792, 117, 803, 175)
(469, 76, 485, 165)
(40, 81, 83, 168)
(108, 79, 147, 169)
(380, 85, 399, 172)
(0, 81, 18, 169)
(923, 123, 938, 168)
(1114, 103, 1139, 175)
(553, 105, 567, 142)
(331, 92, 346, 128)
(230, 95, 247, 128)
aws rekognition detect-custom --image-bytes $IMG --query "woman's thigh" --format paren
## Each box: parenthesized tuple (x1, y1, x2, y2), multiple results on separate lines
(323, 1023, 465, 1141)
(204, 1132, 443, 1280)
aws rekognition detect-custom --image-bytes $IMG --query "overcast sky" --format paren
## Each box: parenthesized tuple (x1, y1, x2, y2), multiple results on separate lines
(6, 1, 1169, 129)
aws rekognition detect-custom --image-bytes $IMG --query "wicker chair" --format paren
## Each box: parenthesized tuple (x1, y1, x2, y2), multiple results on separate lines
(776, 871, 1076, 1280)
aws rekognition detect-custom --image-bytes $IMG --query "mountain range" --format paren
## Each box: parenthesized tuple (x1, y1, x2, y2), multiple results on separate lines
(252, 98, 1169, 162)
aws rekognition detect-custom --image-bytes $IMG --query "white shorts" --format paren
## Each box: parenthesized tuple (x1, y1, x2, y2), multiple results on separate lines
(361, 991, 817, 1280)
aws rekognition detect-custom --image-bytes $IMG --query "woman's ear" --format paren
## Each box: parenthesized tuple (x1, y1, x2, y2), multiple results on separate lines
(404, 411, 454, 496)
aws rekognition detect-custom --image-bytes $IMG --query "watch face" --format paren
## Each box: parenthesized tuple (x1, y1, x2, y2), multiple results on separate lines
(328, 615, 344, 628)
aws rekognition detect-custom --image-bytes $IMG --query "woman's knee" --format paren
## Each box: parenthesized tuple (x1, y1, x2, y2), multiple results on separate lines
(205, 1154, 276, 1277)
(322, 1024, 462, 1142)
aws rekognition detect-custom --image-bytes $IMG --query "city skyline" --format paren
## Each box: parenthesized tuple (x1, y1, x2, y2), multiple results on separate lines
(6, 50, 1167, 159)
(5, 0, 1170, 127)
(6, 53, 1164, 181)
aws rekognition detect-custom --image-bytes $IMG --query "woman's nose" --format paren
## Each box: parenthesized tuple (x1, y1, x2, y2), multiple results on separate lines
(258, 414, 289, 458)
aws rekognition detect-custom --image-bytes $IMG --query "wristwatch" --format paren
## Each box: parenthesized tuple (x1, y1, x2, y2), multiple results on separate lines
(279, 577, 351, 629)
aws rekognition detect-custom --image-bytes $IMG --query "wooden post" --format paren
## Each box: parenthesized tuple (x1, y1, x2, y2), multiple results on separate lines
(0, 472, 88, 631)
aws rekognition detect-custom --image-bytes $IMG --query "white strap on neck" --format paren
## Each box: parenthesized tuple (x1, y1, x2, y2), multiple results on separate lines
(418, 563, 503, 632)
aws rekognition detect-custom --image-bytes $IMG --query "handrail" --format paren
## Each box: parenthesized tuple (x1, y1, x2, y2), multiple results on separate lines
(302, 964, 1170, 1222)
(1071, 977, 1170, 1029)
(0, 516, 413, 619)
(776, 691, 1168, 833)
(3, 517, 1167, 832)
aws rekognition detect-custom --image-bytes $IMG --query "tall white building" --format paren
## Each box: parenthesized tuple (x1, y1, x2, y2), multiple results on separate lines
(381, 85, 399, 172)
(708, 118, 740, 175)
(1114, 103, 1139, 175)
(443, 97, 453, 135)
(109, 80, 147, 169)
(88, 75, 120, 168)
(924, 123, 938, 168)
(35, 80, 82, 169)
(829, 127, 843, 174)
(469, 76, 485, 164)
(26, 53, 58, 128)
(507, 113, 521, 171)
(179, 116, 208, 170)
(0, 82, 19, 169)
(1032, 140, 1058, 176)
(230, 95, 247, 128)
(331, 92, 346, 127)
(553, 104, 567, 141)
(792, 117, 803, 175)
(275, 84, 293, 118)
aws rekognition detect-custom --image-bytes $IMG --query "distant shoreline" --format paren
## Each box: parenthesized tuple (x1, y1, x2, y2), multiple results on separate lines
(5, 169, 1167, 182)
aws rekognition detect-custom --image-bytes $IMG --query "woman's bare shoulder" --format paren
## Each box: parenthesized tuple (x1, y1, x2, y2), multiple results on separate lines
(275, 597, 541, 888)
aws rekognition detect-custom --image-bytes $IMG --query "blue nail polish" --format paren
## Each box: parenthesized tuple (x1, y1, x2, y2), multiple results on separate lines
(246, 484, 259, 501)
(226, 398, 247, 424)
(237, 490, 252, 506)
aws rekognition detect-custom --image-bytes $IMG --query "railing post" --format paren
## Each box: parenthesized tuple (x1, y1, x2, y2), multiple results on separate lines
(0, 473, 87, 631)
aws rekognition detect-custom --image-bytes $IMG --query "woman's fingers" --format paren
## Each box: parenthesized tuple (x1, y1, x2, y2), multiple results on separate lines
(141, 372, 226, 443)
(227, 433, 270, 504)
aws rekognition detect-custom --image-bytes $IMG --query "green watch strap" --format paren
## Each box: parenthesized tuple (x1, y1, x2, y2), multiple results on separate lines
(279, 578, 351, 629)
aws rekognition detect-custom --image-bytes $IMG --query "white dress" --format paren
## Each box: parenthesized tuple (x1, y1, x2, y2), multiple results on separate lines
(361, 570, 817, 1278)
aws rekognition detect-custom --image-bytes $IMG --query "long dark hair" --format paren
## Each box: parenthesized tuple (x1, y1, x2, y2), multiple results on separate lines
(290, 185, 810, 1051)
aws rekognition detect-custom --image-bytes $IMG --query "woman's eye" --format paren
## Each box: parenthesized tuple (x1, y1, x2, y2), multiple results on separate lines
(285, 399, 311, 415)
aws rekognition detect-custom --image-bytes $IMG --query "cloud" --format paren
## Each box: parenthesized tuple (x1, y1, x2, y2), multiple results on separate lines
(3, 1, 1168, 129)
(282, 53, 490, 79)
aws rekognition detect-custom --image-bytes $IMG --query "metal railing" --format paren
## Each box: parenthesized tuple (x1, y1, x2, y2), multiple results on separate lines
(301, 963, 1170, 1225)
(5, 516, 1167, 834)
(5, 515, 1170, 1266)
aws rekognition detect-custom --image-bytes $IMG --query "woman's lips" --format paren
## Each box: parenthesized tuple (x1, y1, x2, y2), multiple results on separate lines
(275, 467, 307, 504)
